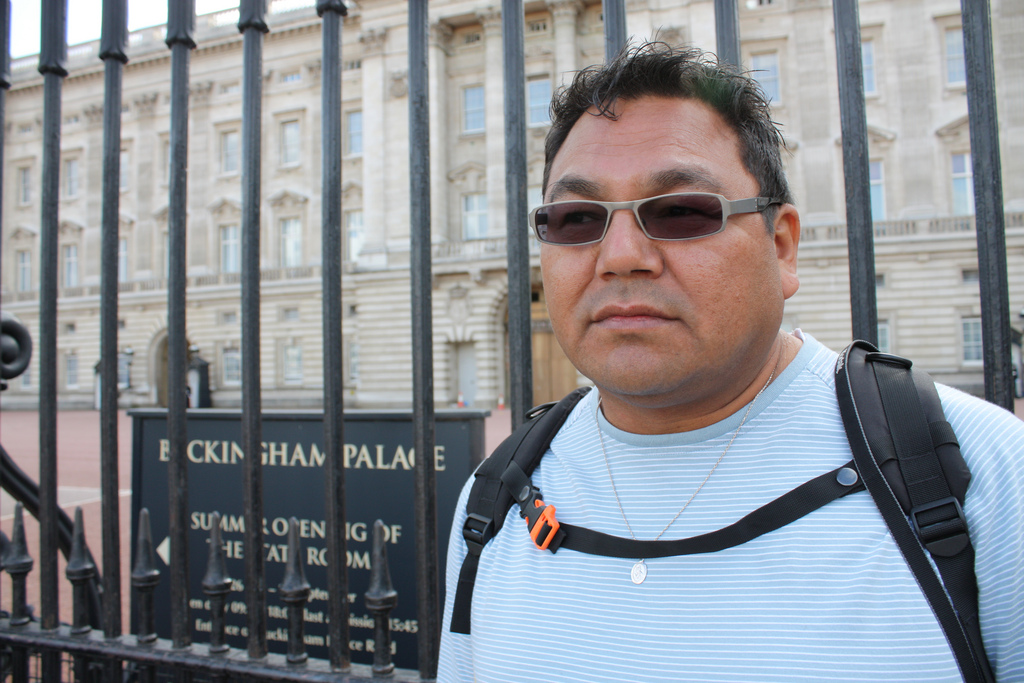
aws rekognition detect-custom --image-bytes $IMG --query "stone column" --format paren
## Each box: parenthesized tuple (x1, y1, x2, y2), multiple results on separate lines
(480, 7, 505, 238)
(430, 22, 453, 243)
(359, 27, 388, 268)
(550, 1, 582, 86)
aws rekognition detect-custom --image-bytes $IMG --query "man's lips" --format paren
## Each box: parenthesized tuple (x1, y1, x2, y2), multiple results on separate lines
(592, 304, 673, 327)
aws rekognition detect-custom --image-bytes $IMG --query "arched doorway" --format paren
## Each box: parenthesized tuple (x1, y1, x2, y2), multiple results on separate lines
(148, 330, 194, 408)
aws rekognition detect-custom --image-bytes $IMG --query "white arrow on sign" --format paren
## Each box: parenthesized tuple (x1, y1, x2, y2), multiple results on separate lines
(156, 536, 171, 566)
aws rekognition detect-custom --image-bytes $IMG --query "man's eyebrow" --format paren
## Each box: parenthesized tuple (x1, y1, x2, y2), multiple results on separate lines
(546, 176, 603, 201)
(647, 168, 724, 194)
(546, 168, 725, 202)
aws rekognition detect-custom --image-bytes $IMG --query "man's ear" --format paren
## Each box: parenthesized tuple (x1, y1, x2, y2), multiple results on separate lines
(773, 204, 800, 300)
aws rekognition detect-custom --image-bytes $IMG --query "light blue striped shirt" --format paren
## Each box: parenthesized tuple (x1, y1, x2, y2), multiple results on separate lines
(439, 334, 1024, 682)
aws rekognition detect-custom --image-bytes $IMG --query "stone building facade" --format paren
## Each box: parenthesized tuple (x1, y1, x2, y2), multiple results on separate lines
(3, 0, 1023, 410)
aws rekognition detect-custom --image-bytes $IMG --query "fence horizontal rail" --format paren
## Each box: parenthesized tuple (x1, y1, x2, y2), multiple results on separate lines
(0, 622, 423, 682)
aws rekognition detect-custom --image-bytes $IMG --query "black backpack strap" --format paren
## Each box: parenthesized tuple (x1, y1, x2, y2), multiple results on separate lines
(449, 387, 591, 634)
(519, 461, 864, 558)
(836, 341, 993, 683)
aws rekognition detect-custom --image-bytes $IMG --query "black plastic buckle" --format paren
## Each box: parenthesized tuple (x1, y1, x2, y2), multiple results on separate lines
(462, 513, 494, 556)
(911, 496, 969, 557)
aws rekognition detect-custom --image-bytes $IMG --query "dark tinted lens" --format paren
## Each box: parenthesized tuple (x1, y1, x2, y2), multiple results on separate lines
(535, 201, 609, 244)
(638, 194, 725, 239)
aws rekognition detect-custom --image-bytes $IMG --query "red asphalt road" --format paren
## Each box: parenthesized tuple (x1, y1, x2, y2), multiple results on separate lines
(0, 408, 134, 629)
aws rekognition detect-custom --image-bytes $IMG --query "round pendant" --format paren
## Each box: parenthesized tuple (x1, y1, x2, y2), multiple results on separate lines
(630, 560, 648, 585)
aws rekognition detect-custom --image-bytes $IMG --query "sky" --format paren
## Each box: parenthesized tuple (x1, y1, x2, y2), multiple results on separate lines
(9, 0, 241, 59)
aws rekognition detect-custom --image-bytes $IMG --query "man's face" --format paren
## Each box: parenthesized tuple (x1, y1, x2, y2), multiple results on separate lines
(540, 96, 800, 419)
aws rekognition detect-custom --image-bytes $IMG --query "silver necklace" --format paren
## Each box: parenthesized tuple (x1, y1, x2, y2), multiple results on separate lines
(597, 349, 783, 585)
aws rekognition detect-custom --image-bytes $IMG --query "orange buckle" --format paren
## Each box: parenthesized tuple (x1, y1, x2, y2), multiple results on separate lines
(527, 499, 560, 551)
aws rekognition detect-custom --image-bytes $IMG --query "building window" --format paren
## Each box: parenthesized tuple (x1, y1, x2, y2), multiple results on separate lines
(64, 158, 80, 198)
(19, 167, 31, 204)
(117, 353, 131, 387)
(463, 193, 489, 240)
(220, 225, 240, 273)
(280, 120, 300, 165)
(221, 130, 240, 174)
(21, 364, 32, 389)
(952, 153, 974, 215)
(283, 344, 303, 384)
(862, 40, 876, 95)
(869, 160, 885, 222)
(348, 341, 360, 381)
(528, 78, 551, 126)
(961, 317, 982, 363)
(66, 353, 79, 389)
(876, 320, 891, 354)
(118, 238, 129, 282)
(751, 52, 780, 103)
(281, 307, 300, 322)
(463, 85, 485, 133)
(945, 27, 966, 86)
(280, 217, 302, 268)
(345, 111, 363, 156)
(120, 149, 130, 191)
(17, 250, 32, 292)
(961, 268, 980, 284)
(345, 210, 365, 261)
(62, 244, 79, 287)
(281, 70, 301, 83)
(222, 347, 242, 385)
(64, 322, 76, 335)
(221, 311, 238, 325)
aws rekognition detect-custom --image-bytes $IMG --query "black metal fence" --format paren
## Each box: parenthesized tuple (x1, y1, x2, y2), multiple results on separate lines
(0, 0, 1012, 681)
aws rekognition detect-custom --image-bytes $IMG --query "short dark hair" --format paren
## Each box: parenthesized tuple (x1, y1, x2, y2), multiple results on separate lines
(544, 42, 793, 228)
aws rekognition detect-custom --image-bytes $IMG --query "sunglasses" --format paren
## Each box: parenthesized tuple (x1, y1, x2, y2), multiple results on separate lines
(529, 192, 782, 246)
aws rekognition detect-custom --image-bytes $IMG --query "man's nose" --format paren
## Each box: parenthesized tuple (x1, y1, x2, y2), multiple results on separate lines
(595, 207, 664, 277)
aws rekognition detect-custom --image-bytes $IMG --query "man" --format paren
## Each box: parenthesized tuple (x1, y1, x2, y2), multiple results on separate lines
(438, 44, 1024, 681)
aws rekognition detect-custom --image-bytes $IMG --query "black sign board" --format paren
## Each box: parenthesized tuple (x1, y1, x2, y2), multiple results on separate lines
(130, 409, 486, 670)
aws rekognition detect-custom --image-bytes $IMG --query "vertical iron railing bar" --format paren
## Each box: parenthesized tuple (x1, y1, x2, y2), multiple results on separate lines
(0, 0, 8, 618)
(503, 0, 532, 430)
(408, 0, 439, 677)
(66, 507, 96, 683)
(98, 5, 128, 675)
(279, 518, 311, 665)
(832, 0, 878, 346)
(602, 0, 627, 63)
(364, 520, 398, 677)
(714, 0, 740, 68)
(316, 0, 350, 671)
(165, 0, 196, 659)
(238, 0, 270, 660)
(961, 0, 1012, 411)
(201, 511, 232, 665)
(6, 503, 32, 681)
(37, 3, 67, 680)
